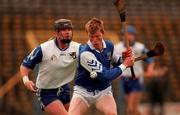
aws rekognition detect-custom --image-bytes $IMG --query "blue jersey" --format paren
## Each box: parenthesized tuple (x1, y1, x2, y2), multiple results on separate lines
(75, 40, 124, 91)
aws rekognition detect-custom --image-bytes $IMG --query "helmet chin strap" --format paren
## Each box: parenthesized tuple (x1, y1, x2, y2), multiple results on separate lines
(58, 32, 72, 44)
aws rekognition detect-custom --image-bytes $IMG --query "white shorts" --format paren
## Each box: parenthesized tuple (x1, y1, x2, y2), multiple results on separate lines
(72, 85, 113, 107)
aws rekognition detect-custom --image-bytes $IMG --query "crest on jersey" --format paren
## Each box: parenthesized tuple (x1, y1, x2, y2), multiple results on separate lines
(51, 54, 57, 61)
(107, 52, 112, 60)
(69, 52, 76, 59)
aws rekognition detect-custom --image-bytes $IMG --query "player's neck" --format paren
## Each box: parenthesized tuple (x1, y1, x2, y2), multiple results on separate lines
(97, 46, 103, 52)
(95, 43, 103, 52)
(59, 42, 69, 49)
(56, 38, 69, 49)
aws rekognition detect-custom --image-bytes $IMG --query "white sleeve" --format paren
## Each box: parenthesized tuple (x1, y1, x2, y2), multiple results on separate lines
(80, 51, 103, 73)
(111, 44, 123, 64)
(80, 51, 127, 81)
(112, 47, 122, 64)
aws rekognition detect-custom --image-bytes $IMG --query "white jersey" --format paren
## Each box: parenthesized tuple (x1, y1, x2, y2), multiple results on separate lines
(114, 42, 147, 78)
(22, 39, 80, 89)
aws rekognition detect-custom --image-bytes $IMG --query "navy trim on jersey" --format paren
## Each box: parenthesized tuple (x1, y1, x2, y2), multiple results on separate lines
(22, 46, 43, 69)
(54, 38, 70, 51)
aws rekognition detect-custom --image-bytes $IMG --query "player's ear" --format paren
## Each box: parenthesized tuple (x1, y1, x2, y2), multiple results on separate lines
(101, 29, 104, 34)
(53, 32, 58, 37)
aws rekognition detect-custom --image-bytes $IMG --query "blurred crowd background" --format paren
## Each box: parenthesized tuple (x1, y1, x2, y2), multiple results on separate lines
(0, 0, 179, 115)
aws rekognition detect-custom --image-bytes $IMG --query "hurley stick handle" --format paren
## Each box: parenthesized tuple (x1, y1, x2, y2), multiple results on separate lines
(114, 0, 136, 78)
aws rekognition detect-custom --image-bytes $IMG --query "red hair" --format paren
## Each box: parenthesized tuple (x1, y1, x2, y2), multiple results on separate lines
(85, 18, 105, 35)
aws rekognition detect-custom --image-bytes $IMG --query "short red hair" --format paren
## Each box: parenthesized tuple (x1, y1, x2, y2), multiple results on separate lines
(85, 18, 105, 35)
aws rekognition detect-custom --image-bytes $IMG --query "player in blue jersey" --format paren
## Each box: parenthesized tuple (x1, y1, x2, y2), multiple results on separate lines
(114, 25, 154, 115)
(68, 18, 135, 115)
(20, 19, 80, 115)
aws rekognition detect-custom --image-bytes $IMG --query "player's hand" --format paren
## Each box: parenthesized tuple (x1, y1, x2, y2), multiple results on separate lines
(24, 81, 37, 92)
(123, 56, 135, 68)
(122, 47, 133, 60)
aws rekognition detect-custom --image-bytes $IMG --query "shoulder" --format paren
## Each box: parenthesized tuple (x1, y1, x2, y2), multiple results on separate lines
(104, 40, 114, 51)
(69, 41, 81, 50)
(105, 40, 113, 46)
(81, 51, 96, 60)
(34, 45, 42, 51)
(40, 39, 54, 48)
(70, 41, 81, 46)
(134, 42, 145, 50)
(115, 42, 121, 46)
(28, 45, 42, 58)
(39, 40, 56, 55)
(79, 44, 91, 52)
(114, 42, 123, 49)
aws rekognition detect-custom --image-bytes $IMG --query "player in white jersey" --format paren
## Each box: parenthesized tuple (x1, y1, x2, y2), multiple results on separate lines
(114, 25, 154, 115)
(20, 19, 80, 115)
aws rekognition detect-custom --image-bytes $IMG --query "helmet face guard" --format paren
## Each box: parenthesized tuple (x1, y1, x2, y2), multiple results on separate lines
(54, 19, 73, 44)
(54, 19, 73, 32)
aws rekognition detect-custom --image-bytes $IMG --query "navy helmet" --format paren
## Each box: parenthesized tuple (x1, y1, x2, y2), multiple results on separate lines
(54, 19, 73, 32)
(127, 25, 136, 34)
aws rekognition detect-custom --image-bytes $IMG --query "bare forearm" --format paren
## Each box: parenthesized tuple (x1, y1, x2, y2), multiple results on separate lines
(20, 65, 31, 76)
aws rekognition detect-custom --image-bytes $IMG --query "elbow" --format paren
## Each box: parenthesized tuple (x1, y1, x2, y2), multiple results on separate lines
(20, 64, 26, 71)
(20, 64, 31, 74)
(20, 64, 24, 71)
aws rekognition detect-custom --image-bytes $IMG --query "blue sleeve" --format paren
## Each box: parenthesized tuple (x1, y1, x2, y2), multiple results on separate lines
(22, 46, 43, 69)
(80, 51, 123, 82)
(142, 47, 154, 64)
(96, 67, 122, 82)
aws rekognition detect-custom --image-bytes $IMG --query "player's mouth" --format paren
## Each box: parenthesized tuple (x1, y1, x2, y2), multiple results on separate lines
(92, 43, 97, 46)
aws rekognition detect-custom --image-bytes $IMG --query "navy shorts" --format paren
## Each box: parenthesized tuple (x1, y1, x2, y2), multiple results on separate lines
(121, 78, 143, 94)
(36, 84, 70, 110)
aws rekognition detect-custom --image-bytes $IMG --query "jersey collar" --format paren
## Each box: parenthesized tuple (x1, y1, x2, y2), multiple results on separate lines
(54, 38, 70, 51)
(87, 40, 106, 52)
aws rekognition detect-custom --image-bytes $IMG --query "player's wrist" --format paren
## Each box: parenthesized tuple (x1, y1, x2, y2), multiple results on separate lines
(22, 75, 30, 84)
(119, 64, 127, 72)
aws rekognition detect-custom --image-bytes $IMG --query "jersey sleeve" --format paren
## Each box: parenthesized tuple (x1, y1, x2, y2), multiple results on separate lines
(80, 51, 125, 82)
(112, 43, 124, 67)
(21, 46, 43, 69)
(76, 43, 81, 57)
(142, 47, 154, 64)
(111, 48, 122, 66)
